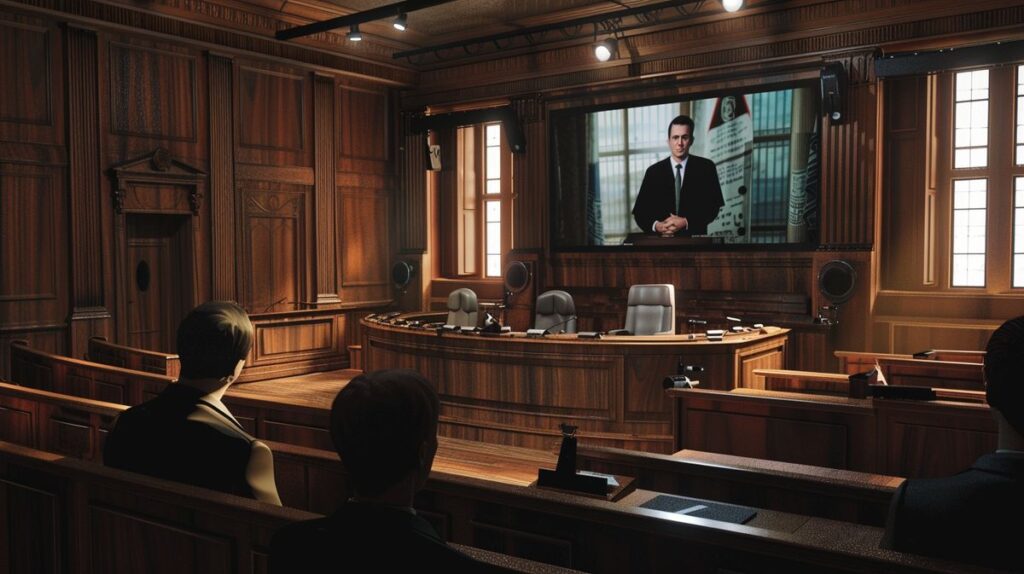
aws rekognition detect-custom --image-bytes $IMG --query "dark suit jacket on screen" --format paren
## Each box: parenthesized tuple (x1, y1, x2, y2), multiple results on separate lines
(632, 155, 725, 235)
(269, 502, 502, 573)
(103, 383, 276, 501)
(881, 452, 1024, 571)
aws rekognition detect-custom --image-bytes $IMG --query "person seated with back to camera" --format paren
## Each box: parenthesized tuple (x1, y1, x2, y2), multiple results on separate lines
(103, 300, 281, 505)
(269, 369, 503, 573)
(881, 315, 1024, 571)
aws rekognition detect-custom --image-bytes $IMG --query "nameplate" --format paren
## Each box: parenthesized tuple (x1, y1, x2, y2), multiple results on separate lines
(577, 331, 602, 339)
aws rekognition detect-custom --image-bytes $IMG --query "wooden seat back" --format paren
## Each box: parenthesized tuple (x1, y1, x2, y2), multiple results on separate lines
(9, 340, 173, 405)
(87, 336, 181, 378)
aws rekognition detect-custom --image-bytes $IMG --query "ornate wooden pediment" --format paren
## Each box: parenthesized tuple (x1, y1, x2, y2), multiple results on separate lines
(109, 148, 207, 214)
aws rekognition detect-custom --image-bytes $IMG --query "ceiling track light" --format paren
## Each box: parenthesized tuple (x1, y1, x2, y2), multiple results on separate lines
(393, 12, 407, 31)
(722, 0, 743, 12)
(347, 24, 362, 41)
(594, 37, 618, 62)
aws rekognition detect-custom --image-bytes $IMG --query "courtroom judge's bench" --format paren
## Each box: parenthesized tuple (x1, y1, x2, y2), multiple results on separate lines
(360, 312, 789, 453)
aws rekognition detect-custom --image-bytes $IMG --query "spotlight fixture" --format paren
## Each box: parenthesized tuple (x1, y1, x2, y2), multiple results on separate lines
(393, 12, 407, 31)
(722, 0, 743, 12)
(347, 24, 362, 41)
(594, 38, 618, 62)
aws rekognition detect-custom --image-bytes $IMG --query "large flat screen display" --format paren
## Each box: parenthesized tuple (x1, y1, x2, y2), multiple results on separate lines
(550, 83, 821, 248)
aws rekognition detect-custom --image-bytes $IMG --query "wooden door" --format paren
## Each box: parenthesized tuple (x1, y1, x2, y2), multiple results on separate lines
(125, 215, 191, 352)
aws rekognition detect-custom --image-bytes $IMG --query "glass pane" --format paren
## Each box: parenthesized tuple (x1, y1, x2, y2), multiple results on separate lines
(486, 179, 500, 195)
(487, 222, 500, 253)
(486, 200, 500, 222)
(486, 124, 500, 146)
(486, 254, 501, 278)
(486, 147, 501, 178)
(951, 178, 987, 287)
(954, 70, 989, 170)
(1016, 179, 1024, 287)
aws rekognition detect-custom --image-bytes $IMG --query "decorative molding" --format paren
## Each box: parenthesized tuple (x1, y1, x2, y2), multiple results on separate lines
(208, 52, 236, 300)
(66, 25, 106, 313)
(313, 73, 339, 303)
(2, 0, 415, 86)
(235, 164, 315, 185)
(109, 148, 207, 214)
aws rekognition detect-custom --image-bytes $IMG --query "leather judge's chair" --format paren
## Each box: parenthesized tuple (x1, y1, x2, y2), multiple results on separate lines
(534, 290, 577, 334)
(620, 284, 676, 335)
(446, 288, 478, 327)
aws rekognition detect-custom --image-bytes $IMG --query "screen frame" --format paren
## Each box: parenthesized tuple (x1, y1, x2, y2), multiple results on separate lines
(547, 78, 823, 253)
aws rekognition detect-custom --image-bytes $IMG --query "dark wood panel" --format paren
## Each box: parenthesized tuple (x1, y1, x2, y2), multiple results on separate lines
(90, 506, 234, 572)
(238, 66, 306, 156)
(337, 84, 389, 161)
(339, 189, 390, 302)
(241, 186, 310, 314)
(0, 20, 52, 126)
(0, 474, 61, 574)
(0, 171, 60, 302)
(107, 43, 197, 142)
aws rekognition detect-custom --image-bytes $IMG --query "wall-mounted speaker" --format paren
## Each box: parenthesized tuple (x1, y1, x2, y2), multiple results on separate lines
(391, 261, 416, 293)
(820, 62, 846, 123)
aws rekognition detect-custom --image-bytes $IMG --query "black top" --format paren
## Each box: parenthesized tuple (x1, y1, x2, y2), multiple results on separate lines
(632, 155, 725, 236)
(882, 452, 1024, 571)
(270, 502, 502, 573)
(103, 383, 257, 499)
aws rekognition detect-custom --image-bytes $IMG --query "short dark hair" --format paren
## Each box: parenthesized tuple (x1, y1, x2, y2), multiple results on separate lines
(330, 369, 440, 497)
(668, 115, 695, 139)
(176, 301, 254, 379)
(985, 316, 1024, 435)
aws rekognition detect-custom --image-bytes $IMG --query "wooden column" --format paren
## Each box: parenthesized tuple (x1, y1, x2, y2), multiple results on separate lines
(313, 73, 340, 304)
(66, 24, 111, 355)
(208, 53, 237, 301)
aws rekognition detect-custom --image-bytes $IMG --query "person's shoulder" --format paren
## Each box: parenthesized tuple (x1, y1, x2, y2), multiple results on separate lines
(689, 154, 716, 167)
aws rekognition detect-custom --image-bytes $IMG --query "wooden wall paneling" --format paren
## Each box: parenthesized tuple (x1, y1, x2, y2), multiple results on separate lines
(105, 40, 205, 161)
(236, 65, 311, 168)
(4, 0, 416, 87)
(875, 399, 996, 478)
(66, 25, 112, 357)
(879, 75, 929, 290)
(240, 182, 311, 313)
(0, 13, 64, 150)
(339, 187, 391, 304)
(397, 111, 428, 255)
(820, 52, 877, 247)
(337, 83, 390, 163)
(313, 74, 340, 304)
(208, 53, 238, 301)
(511, 96, 545, 251)
(0, 164, 69, 375)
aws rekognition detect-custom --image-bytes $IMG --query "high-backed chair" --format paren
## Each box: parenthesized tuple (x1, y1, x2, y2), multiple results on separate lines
(617, 284, 675, 335)
(446, 288, 479, 327)
(534, 290, 577, 334)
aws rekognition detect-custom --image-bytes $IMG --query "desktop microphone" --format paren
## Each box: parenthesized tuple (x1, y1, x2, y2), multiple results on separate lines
(527, 315, 578, 337)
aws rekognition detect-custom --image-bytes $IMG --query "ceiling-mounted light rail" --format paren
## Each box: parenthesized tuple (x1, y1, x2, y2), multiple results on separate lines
(275, 0, 455, 41)
(392, 0, 716, 63)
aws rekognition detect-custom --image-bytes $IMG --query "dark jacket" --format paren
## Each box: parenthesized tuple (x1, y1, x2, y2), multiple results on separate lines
(632, 155, 725, 235)
(103, 383, 271, 500)
(270, 502, 502, 573)
(881, 452, 1024, 571)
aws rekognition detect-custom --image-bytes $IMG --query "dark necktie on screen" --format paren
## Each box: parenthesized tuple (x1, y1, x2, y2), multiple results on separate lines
(674, 163, 683, 213)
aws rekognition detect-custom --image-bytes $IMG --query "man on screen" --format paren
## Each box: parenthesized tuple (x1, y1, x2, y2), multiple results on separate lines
(632, 115, 725, 236)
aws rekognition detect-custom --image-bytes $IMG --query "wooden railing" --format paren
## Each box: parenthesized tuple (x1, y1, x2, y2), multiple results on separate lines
(667, 385, 996, 478)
